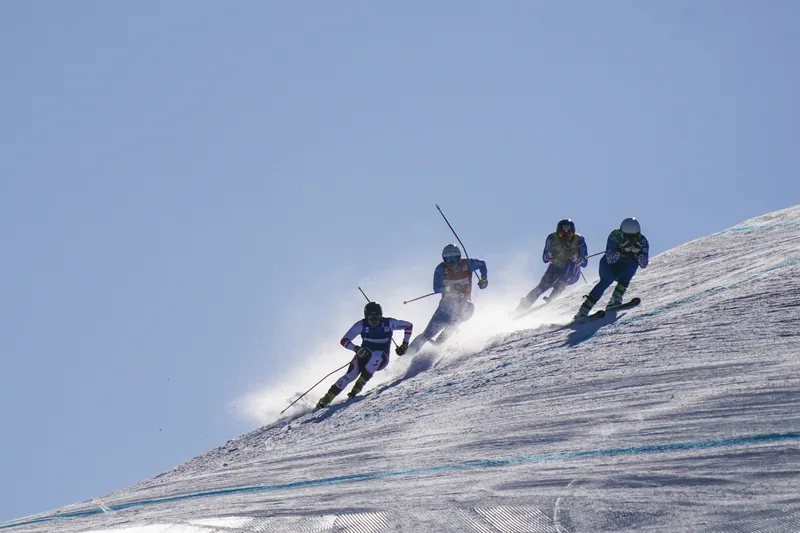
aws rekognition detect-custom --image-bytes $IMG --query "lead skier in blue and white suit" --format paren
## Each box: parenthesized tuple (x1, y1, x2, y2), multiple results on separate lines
(574, 217, 650, 319)
(316, 301, 413, 408)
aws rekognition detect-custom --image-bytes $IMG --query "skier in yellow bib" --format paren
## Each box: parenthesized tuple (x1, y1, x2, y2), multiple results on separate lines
(516, 219, 588, 314)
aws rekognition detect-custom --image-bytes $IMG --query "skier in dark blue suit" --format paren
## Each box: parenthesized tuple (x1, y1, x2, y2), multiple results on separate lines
(574, 217, 650, 319)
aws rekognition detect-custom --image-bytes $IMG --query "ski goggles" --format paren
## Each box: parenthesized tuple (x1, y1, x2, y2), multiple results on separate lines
(366, 313, 382, 323)
(558, 231, 574, 238)
(444, 255, 461, 264)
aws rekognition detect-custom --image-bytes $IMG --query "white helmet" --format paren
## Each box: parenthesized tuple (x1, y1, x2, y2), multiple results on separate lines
(442, 244, 461, 263)
(620, 217, 641, 235)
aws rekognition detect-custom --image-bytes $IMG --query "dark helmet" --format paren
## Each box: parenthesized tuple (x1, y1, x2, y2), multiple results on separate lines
(364, 301, 383, 319)
(556, 219, 576, 237)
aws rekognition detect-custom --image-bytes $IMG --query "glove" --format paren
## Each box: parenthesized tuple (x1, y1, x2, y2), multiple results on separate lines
(355, 346, 372, 359)
(478, 277, 488, 289)
(395, 341, 408, 356)
(620, 240, 642, 255)
(570, 254, 582, 264)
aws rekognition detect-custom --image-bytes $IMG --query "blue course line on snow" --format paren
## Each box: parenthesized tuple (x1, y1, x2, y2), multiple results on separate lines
(3, 432, 798, 530)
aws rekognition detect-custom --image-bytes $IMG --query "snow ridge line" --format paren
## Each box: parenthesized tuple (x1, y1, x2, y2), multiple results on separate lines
(3, 432, 799, 530)
(714, 218, 800, 234)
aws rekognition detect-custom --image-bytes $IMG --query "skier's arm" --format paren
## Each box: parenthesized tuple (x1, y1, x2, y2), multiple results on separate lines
(542, 234, 554, 263)
(339, 321, 363, 352)
(468, 258, 488, 279)
(637, 235, 650, 268)
(388, 318, 414, 343)
(469, 258, 488, 288)
(578, 236, 589, 267)
(432, 263, 446, 293)
(605, 233, 621, 264)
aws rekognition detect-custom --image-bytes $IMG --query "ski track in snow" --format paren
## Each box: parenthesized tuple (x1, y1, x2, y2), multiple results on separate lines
(5, 206, 800, 533)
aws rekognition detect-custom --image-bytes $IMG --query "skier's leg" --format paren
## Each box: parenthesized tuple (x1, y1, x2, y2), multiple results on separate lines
(547, 263, 582, 302)
(347, 371, 373, 397)
(548, 280, 568, 300)
(460, 300, 475, 322)
(347, 349, 386, 397)
(408, 305, 450, 354)
(588, 259, 616, 301)
(563, 262, 582, 286)
(575, 259, 614, 318)
(434, 301, 474, 345)
(518, 265, 562, 311)
(317, 356, 360, 408)
(608, 260, 639, 306)
(407, 335, 426, 355)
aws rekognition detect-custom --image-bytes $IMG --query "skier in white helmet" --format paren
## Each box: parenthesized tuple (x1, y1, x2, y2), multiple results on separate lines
(407, 244, 488, 355)
(574, 217, 650, 319)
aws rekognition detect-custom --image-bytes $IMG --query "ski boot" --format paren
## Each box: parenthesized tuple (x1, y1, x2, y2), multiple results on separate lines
(316, 384, 342, 409)
(606, 282, 628, 309)
(573, 295, 597, 320)
(347, 375, 368, 398)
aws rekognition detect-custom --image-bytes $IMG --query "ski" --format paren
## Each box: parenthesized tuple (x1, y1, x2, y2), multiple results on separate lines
(571, 310, 606, 324)
(314, 389, 373, 412)
(606, 297, 641, 312)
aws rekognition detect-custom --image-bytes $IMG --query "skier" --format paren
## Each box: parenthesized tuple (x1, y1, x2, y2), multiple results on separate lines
(316, 302, 412, 409)
(515, 219, 588, 314)
(407, 244, 488, 355)
(573, 217, 650, 320)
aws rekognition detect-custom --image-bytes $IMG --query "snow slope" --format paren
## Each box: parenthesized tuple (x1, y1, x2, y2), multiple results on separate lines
(4, 206, 800, 533)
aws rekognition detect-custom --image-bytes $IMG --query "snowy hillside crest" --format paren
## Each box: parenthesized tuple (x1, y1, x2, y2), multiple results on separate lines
(4, 205, 800, 533)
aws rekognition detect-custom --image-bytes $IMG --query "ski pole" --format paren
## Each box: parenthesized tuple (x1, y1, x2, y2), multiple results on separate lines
(403, 292, 436, 304)
(587, 251, 605, 259)
(280, 362, 349, 415)
(436, 204, 478, 281)
(357, 286, 370, 303)
(436, 204, 470, 259)
(357, 287, 398, 347)
(580, 271, 588, 284)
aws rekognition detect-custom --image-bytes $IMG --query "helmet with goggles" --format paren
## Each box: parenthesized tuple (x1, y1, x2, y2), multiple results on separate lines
(442, 244, 461, 264)
(364, 301, 383, 320)
(556, 219, 576, 239)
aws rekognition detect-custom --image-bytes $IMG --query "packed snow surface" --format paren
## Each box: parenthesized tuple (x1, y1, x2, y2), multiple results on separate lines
(4, 206, 800, 533)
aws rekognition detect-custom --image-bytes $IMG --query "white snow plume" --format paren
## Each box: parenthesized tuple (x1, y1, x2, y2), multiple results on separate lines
(234, 245, 546, 425)
(10, 204, 800, 533)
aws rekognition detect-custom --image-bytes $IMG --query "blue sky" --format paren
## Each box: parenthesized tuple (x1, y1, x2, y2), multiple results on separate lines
(1, 0, 798, 522)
